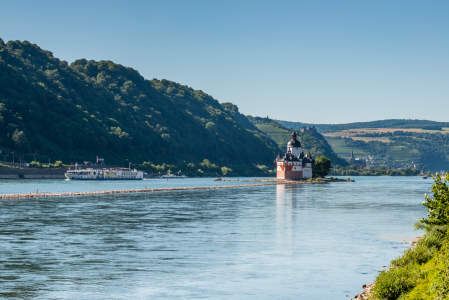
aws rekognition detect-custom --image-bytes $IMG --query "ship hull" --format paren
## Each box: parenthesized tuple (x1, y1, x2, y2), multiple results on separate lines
(65, 168, 144, 180)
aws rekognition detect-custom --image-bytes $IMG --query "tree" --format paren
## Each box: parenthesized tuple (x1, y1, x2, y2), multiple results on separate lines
(221, 166, 233, 176)
(313, 155, 332, 178)
(419, 173, 449, 226)
(12, 129, 29, 152)
(0, 103, 5, 124)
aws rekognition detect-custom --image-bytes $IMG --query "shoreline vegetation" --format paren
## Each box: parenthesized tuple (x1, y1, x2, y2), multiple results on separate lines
(329, 166, 421, 177)
(352, 173, 449, 300)
(0, 160, 433, 180)
(0, 177, 352, 200)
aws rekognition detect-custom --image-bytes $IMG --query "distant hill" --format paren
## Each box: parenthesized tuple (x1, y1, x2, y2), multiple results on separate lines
(277, 119, 449, 133)
(0, 39, 278, 166)
(276, 119, 449, 172)
(247, 116, 349, 167)
(325, 132, 449, 172)
(220, 102, 282, 154)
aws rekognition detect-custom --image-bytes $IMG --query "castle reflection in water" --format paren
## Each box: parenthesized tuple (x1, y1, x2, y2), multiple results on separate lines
(275, 184, 312, 245)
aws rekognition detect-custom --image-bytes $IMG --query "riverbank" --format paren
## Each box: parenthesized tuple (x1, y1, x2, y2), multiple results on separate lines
(351, 236, 423, 300)
(351, 174, 449, 299)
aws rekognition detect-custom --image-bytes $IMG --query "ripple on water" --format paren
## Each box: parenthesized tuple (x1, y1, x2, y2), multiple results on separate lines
(0, 177, 430, 299)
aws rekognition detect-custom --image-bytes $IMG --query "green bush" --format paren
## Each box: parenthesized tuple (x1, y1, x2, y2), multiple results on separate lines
(391, 228, 445, 268)
(420, 173, 449, 226)
(312, 155, 332, 178)
(30, 161, 41, 168)
(433, 246, 449, 300)
(372, 174, 449, 299)
(221, 166, 233, 176)
(54, 160, 64, 168)
(373, 266, 419, 300)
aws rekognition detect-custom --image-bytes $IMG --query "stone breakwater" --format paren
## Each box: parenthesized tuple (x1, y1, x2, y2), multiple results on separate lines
(0, 180, 332, 200)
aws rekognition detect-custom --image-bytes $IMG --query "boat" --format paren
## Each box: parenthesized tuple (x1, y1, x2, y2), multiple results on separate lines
(65, 168, 143, 180)
(159, 172, 185, 179)
(422, 176, 428, 179)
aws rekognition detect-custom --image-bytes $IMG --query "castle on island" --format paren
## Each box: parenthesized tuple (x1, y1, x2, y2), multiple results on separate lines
(275, 131, 315, 179)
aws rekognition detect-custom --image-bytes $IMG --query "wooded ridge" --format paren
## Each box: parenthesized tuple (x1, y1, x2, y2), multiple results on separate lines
(0, 39, 280, 166)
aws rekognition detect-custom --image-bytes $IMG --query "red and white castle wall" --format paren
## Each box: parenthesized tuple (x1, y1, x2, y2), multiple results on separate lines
(275, 132, 315, 179)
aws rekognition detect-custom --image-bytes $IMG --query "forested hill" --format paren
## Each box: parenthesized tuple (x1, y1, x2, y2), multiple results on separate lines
(278, 119, 449, 133)
(247, 117, 349, 167)
(220, 102, 282, 153)
(0, 39, 278, 166)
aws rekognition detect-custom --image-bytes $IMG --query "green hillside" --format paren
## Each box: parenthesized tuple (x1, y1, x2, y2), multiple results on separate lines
(220, 102, 282, 154)
(0, 39, 278, 166)
(326, 133, 449, 172)
(276, 118, 449, 172)
(247, 116, 349, 167)
(277, 119, 449, 133)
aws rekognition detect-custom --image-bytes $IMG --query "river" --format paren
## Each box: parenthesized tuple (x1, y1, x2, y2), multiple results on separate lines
(0, 176, 431, 299)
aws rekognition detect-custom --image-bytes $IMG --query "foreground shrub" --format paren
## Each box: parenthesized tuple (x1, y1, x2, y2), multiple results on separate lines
(420, 173, 449, 226)
(391, 227, 446, 268)
(372, 174, 449, 299)
(373, 266, 419, 300)
(432, 246, 449, 300)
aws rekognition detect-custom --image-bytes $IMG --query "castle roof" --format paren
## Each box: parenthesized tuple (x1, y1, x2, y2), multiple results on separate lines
(287, 131, 302, 147)
(287, 139, 302, 147)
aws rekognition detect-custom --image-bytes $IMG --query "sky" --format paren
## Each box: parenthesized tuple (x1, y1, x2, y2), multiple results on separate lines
(1, 0, 448, 124)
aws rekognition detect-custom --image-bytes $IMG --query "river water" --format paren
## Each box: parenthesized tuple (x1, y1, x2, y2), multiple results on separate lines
(0, 177, 431, 299)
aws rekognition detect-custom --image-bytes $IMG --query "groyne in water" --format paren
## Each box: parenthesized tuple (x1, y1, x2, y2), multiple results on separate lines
(0, 179, 333, 200)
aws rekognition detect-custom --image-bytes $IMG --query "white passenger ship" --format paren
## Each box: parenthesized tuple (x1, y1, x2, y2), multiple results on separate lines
(160, 172, 186, 179)
(65, 168, 144, 180)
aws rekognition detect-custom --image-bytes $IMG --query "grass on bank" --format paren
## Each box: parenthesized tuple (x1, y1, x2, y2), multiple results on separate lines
(0, 163, 19, 169)
(369, 173, 449, 300)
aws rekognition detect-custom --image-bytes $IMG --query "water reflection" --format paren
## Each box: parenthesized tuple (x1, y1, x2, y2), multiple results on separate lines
(275, 184, 311, 250)
(276, 184, 291, 225)
(276, 184, 310, 225)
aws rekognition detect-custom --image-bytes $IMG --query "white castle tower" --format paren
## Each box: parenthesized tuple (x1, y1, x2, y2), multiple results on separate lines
(275, 131, 314, 179)
(287, 131, 302, 157)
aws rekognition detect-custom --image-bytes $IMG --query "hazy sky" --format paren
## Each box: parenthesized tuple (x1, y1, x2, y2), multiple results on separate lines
(1, 0, 448, 123)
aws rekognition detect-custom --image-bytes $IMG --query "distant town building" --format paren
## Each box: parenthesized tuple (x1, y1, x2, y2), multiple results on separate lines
(301, 126, 317, 134)
(349, 151, 367, 168)
(275, 131, 314, 179)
